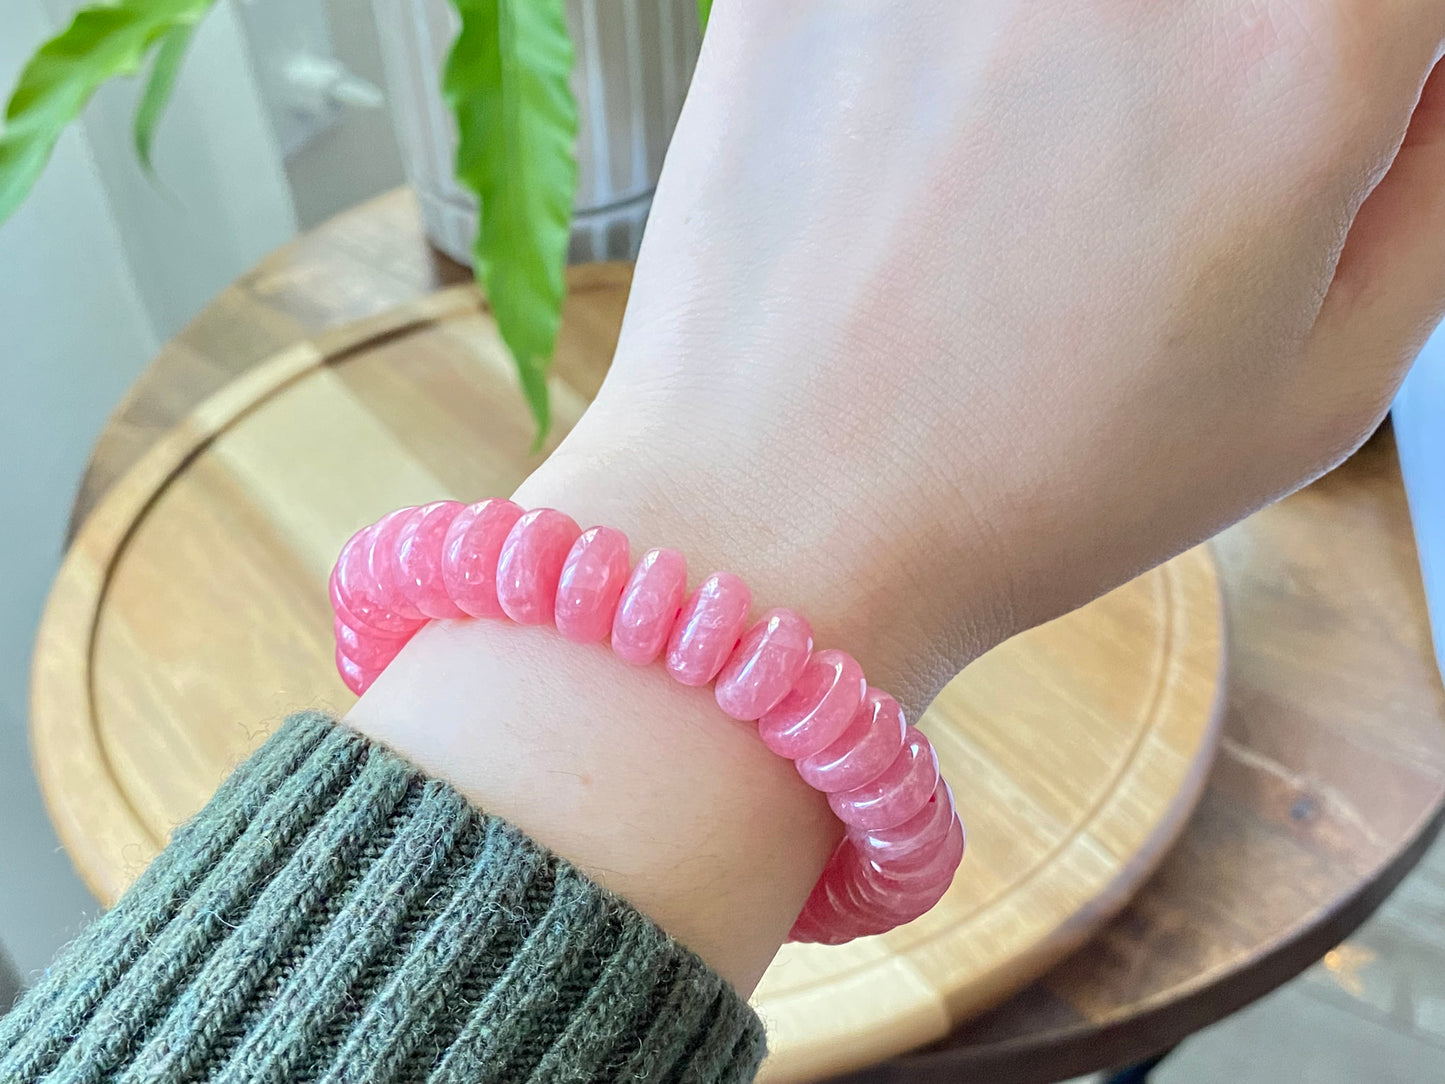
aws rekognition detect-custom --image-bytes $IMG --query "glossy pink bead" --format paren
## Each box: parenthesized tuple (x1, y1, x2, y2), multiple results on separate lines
(332, 523, 421, 635)
(495, 508, 582, 625)
(823, 848, 895, 935)
(335, 646, 381, 696)
(554, 526, 631, 642)
(328, 562, 371, 635)
(791, 856, 863, 945)
(758, 649, 866, 758)
(853, 779, 956, 869)
(789, 874, 845, 945)
(863, 815, 965, 893)
(367, 508, 426, 620)
(665, 572, 752, 686)
(795, 687, 907, 793)
(396, 501, 467, 619)
(829, 726, 940, 831)
(715, 608, 814, 720)
(611, 547, 687, 665)
(848, 852, 952, 926)
(442, 499, 525, 618)
(333, 617, 413, 670)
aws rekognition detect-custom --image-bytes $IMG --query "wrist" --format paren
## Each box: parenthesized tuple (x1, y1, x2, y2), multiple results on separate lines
(345, 612, 839, 995)
(513, 398, 1019, 714)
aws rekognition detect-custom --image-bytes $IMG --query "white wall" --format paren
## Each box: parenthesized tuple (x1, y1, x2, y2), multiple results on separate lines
(0, 0, 294, 979)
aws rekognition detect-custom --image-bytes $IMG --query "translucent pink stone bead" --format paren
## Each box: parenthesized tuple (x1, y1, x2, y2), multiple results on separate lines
(328, 563, 372, 636)
(848, 849, 953, 927)
(828, 726, 940, 831)
(554, 526, 631, 643)
(822, 849, 893, 936)
(611, 547, 687, 665)
(396, 500, 467, 619)
(853, 779, 956, 869)
(495, 508, 582, 625)
(758, 649, 866, 758)
(442, 499, 525, 618)
(795, 687, 907, 793)
(333, 617, 413, 670)
(666, 572, 752, 686)
(332, 523, 421, 635)
(715, 608, 815, 720)
(335, 646, 381, 696)
(793, 867, 867, 945)
(367, 508, 426, 620)
(864, 815, 966, 892)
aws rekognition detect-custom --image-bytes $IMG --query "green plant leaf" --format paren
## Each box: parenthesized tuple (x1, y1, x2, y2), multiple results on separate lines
(697, 0, 713, 33)
(0, 0, 215, 227)
(445, 0, 578, 447)
(134, 22, 195, 173)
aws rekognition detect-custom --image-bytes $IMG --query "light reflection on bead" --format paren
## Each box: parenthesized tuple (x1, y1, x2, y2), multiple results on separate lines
(795, 687, 907, 792)
(611, 547, 687, 665)
(828, 727, 940, 831)
(666, 572, 752, 686)
(442, 499, 525, 618)
(715, 608, 814, 721)
(495, 508, 581, 625)
(555, 526, 631, 643)
(759, 651, 867, 760)
(396, 501, 467, 619)
(853, 779, 956, 869)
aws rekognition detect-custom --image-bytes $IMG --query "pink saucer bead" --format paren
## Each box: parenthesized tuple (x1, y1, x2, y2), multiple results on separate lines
(611, 547, 687, 665)
(396, 501, 467, 619)
(333, 617, 413, 670)
(758, 649, 866, 758)
(442, 498, 525, 618)
(864, 814, 966, 892)
(715, 608, 815, 721)
(829, 726, 940, 831)
(555, 526, 631, 643)
(847, 845, 955, 927)
(853, 779, 956, 869)
(666, 572, 752, 686)
(335, 646, 382, 696)
(367, 508, 426, 620)
(795, 687, 907, 793)
(332, 523, 422, 635)
(495, 508, 582, 625)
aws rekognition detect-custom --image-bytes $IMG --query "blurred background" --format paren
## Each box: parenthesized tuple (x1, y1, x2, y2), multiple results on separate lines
(0, 0, 405, 978)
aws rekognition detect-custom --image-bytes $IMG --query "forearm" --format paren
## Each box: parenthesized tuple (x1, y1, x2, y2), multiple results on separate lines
(348, 618, 841, 993)
(0, 715, 765, 1083)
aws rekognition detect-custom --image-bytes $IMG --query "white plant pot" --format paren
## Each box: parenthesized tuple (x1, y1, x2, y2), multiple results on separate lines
(371, 0, 701, 265)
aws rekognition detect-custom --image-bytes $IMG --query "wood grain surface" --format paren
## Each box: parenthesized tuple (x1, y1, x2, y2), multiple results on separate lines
(43, 190, 1445, 1081)
(31, 278, 1223, 1083)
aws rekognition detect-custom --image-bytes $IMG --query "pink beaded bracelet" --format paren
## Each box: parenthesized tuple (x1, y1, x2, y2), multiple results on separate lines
(328, 499, 965, 944)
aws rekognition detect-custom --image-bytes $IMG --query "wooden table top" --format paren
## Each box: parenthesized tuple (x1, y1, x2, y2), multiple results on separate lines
(61, 189, 1445, 1082)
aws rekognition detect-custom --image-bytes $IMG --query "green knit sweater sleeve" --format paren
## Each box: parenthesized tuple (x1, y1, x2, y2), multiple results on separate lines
(0, 712, 766, 1084)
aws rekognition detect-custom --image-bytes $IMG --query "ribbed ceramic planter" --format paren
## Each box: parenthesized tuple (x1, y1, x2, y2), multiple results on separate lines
(371, 0, 701, 265)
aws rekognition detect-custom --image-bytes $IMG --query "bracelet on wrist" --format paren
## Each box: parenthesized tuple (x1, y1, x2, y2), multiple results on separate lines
(329, 499, 966, 943)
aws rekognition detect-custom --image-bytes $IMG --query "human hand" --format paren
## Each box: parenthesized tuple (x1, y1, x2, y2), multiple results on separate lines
(526, 0, 1445, 710)
(355, 3, 1445, 991)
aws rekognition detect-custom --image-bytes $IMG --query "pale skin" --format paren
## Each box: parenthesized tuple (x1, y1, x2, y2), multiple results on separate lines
(351, 2, 1445, 995)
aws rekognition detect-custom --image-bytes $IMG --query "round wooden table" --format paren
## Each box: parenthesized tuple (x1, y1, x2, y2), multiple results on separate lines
(54, 190, 1445, 1082)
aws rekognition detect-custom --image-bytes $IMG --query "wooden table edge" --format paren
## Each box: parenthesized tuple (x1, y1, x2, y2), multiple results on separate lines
(849, 766, 1445, 1082)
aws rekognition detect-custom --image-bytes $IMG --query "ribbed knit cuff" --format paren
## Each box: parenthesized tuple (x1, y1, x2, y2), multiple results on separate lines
(1, 712, 766, 1084)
